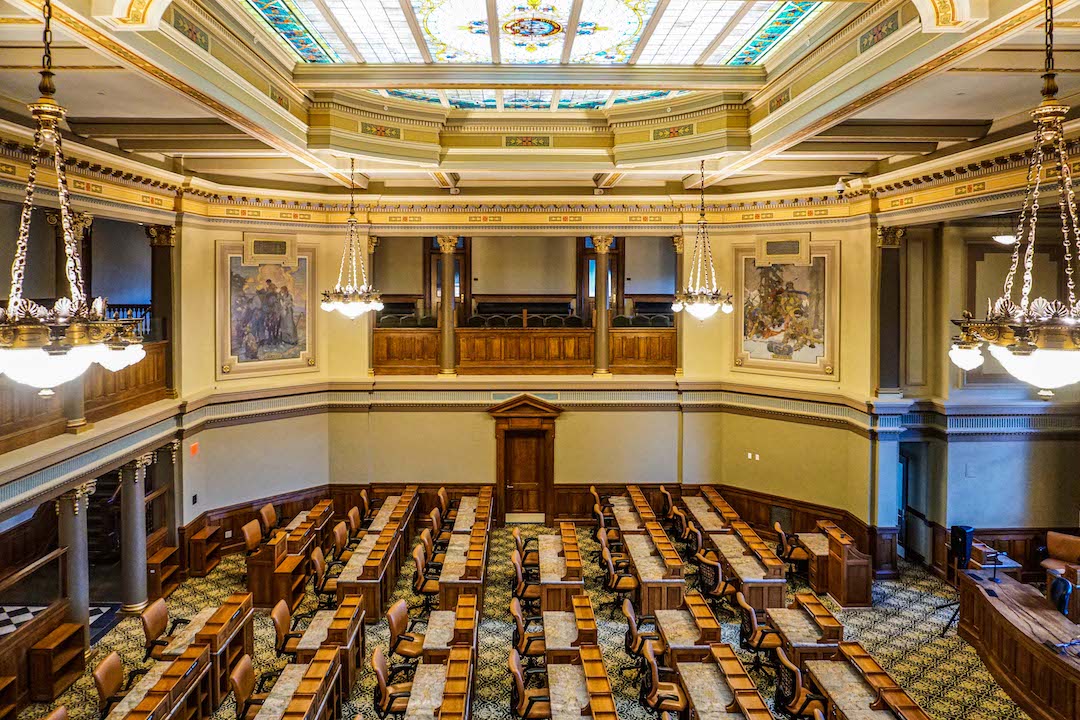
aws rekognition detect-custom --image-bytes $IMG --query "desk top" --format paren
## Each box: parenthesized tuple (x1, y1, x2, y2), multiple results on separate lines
(766, 609, 834, 648)
(710, 534, 781, 584)
(337, 533, 381, 582)
(296, 611, 335, 652)
(806, 661, 893, 720)
(678, 662, 741, 720)
(610, 496, 644, 533)
(548, 664, 590, 720)
(423, 610, 457, 653)
(106, 663, 171, 720)
(655, 609, 704, 650)
(794, 533, 830, 557)
(368, 495, 402, 532)
(162, 607, 215, 656)
(451, 497, 478, 533)
(404, 663, 447, 720)
(624, 534, 683, 583)
(543, 611, 578, 651)
(683, 496, 727, 533)
(439, 533, 471, 583)
(253, 665, 308, 720)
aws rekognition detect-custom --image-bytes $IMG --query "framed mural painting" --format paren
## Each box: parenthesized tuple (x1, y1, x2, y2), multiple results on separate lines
(734, 237, 838, 379)
(216, 238, 316, 380)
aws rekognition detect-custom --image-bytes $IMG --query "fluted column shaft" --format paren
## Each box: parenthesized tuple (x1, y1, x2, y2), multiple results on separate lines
(437, 236, 457, 376)
(593, 235, 613, 376)
(57, 481, 95, 647)
(120, 454, 153, 613)
(673, 236, 685, 376)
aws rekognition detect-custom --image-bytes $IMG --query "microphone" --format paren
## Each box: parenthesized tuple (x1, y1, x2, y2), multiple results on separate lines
(1043, 638, 1080, 654)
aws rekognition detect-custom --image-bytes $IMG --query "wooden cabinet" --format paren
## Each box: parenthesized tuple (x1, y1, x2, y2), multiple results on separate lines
(28, 623, 85, 701)
(188, 525, 221, 577)
(0, 676, 15, 720)
(147, 545, 181, 600)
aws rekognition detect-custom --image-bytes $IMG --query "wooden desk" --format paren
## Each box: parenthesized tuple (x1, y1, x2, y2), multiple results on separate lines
(246, 532, 287, 607)
(683, 495, 728, 534)
(806, 642, 929, 720)
(549, 664, 590, 720)
(609, 496, 645, 535)
(544, 595, 598, 664)
(286, 499, 334, 553)
(108, 645, 213, 720)
(450, 489, 493, 534)
(766, 593, 842, 670)
(579, 645, 619, 720)
(253, 648, 341, 720)
(161, 593, 254, 709)
(816, 521, 872, 607)
(793, 533, 830, 595)
(654, 593, 722, 667)
(678, 644, 769, 720)
(700, 487, 742, 525)
(538, 525, 585, 611)
(294, 596, 365, 698)
(439, 524, 488, 609)
(709, 534, 785, 614)
(728, 522, 786, 579)
(959, 571, 1080, 720)
(438, 646, 474, 720)
(627, 487, 658, 524)
(422, 596, 479, 664)
(336, 502, 412, 622)
(623, 532, 685, 615)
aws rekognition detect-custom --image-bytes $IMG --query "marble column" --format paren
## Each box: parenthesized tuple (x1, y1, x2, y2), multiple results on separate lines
(367, 236, 378, 378)
(437, 236, 458, 376)
(57, 481, 95, 647)
(876, 226, 904, 396)
(146, 225, 177, 398)
(592, 235, 614, 376)
(120, 453, 153, 613)
(672, 235, 685, 376)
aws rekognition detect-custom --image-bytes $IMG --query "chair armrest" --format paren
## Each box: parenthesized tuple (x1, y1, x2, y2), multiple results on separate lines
(124, 668, 149, 690)
(522, 536, 538, 549)
(638, 614, 657, 624)
(655, 692, 681, 704)
(285, 630, 304, 641)
(407, 618, 428, 631)
(525, 614, 543, 624)
(638, 632, 660, 640)
(523, 695, 551, 716)
(657, 665, 678, 679)
(256, 670, 281, 693)
(1037, 545, 1049, 561)
(387, 691, 412, 702)
(522, 635, 545, 654)
(168, 618, 191, 635)
(523, 665, 547, 676)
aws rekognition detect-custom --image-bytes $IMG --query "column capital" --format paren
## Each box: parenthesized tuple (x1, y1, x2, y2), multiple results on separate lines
(170, 439, 182, 463)
(436, 235, 458, 254)
(56, 480, 97, 515)
(146, 225, 176, 247)
(672, 236, 685, 255)
(368, 236, 380, 253)
(876, 226, 905, 249)
(593, 235, 614, 254)
(46, 210, 94, 239)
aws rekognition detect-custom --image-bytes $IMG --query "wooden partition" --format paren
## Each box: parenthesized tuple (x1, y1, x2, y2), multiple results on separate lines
(372, 328, 440, 375)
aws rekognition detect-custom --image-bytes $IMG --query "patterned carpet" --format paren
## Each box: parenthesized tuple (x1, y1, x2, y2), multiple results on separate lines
(19, 524, 1028, 720)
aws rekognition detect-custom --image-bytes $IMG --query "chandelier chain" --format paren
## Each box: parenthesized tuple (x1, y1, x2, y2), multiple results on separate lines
(1056, 136, 1079, 308)
(42, 0, 52, 76)
(9, 130, 41, 311)
(53, 133, 86, 311)
(1020, 135, 1044, 310)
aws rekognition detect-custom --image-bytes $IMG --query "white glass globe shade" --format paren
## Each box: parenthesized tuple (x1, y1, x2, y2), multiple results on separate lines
(991, 234, 1017, 245)
(988, 344, 1080, 390)
(97, 344, 146, 372)
(336, 302, 370, 319)
(948, 344, 984, 372)
(721, 301, 734, 314)
(671, 300, 684, 312)
(1, 343, 103, 389)
(320, 300, 336, 312)
(685, 302, 720, 320)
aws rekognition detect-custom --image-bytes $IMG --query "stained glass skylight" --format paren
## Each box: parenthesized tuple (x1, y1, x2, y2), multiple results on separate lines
(635, 0, 741, 65)
(445, 89, 499, 108)
(559, 89, 611, 109)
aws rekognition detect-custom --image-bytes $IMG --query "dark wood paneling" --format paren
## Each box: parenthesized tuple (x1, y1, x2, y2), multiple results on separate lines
(0, 378, 66, 455)
(372, 329, 440, 375)
(610, 328, 676, 374)
(550, 483, 679, 523)
(0, 504, 57, 582)
(930, 521, 1074, 583)
(0, 600, 68, 708)
(85, 340, 169, 421)
(457, 329, 593, 374)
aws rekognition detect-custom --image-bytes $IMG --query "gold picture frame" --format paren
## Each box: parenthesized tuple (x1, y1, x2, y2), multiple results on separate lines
(733, 241, 839, 379)
(216, 241, 316, 380)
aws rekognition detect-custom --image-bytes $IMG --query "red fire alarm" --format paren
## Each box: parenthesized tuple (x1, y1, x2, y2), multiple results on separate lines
(189, 441, 199, 457)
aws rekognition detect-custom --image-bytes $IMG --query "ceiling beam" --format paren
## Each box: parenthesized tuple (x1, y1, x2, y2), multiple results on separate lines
(815, 119, 992, 141)
(292, 63, 767, 90)
(308, 0, 365, 61)
(695, 2, 757, 65)
(486, 0, 501, 63)
(399, 0, 433, 63)
(780, 140, 940, 156)
(628, 0, 670, 64)
(67, 118, 249, 139)
(560, 0, 583, 63)
(116, 138, 276, 154)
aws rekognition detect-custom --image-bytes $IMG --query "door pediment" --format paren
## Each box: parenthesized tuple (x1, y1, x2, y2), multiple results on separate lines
(488, 394, 562, 419)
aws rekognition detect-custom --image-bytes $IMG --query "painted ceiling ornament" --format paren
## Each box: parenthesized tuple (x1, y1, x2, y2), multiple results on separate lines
(949, 0, 1080, 397)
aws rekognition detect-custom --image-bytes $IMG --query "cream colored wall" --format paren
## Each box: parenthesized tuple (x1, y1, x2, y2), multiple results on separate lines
(175, 217, 370, 397)
(373, 236, 423, 295)
(624, 236, 676, 296)
(366, 410, 496, 485)
(471, 236, 576, 295)
(681, 221, 876, 401)
(554, 410, 679, 485)
(0, 203, 56, 299)
(180, 412, 330, 524)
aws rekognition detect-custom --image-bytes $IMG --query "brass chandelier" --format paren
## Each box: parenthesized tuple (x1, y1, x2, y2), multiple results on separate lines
(949, 0, 1080, 396)
(1, 0, 144, 396)
(672, 160, 733, 320)
(321, 159, 383, 318)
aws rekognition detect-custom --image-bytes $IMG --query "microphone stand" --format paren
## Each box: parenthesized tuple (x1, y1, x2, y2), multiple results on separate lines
(986, 550, 1002, 584)
(1043, 638, 1080, 655)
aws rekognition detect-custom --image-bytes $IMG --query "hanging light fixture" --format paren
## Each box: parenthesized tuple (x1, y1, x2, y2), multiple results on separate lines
(321, 158, 382, 319)
(0, 0, 143, 396)
(672, 160, 733, 320)
(950, 0, 1080, 397)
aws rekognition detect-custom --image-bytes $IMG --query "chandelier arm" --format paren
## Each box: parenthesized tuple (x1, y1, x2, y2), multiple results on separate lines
(703, 220, 718, 292)
(9, 130, 42, 313)
(1003, 135, 1039, 303)
(1021, 137, 1047, 312)
(1054, 136, 1080, 309)
(52, 133, 85, 311)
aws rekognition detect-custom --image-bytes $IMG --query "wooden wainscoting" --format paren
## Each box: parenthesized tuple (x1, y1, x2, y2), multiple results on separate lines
(0, 500, 57, 582)
(610, 328, 676, 374)
(0, 599, 69, 707)
(930, 522, 1076, 583)
(332, 483, 494, 528)
(0, 379, 66, 455)
(372, 329, 440, 375)
(550, 483, 681, 523)
(84, 340, 169, 421)
(457, 328, 594, 374)
(705, 484, 898, 580)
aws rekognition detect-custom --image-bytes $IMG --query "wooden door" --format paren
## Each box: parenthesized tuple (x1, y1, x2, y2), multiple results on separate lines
(505, 431, 544, 513)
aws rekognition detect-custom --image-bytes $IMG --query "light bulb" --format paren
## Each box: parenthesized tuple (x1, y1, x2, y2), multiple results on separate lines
(671, 300, 684, 312)
(948, 344, 984, 371)
(988, 344, 1080, 390)
(0, 344, 103, 390)
(97, 344, 146, 372)
(991, 234, 1017, 245)
(721, 301, 734, 314)
(685, 302, 720, 320)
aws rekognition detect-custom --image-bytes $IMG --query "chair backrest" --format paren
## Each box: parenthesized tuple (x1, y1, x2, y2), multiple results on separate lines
(429, 507, 444, 534)
(621, 598, 646, 652)
(271, 600, 291, 648)
(659, 485, 673, 516)
(141, 598, 169, 645)
(386, 599, 409, 642)
(509, 597, 527, 647)
(359, 489, 371, 517)
(419, 528, 435, 558)
(508, 649, 528, 713)
(774, 647, 802, 711)
(438, 487, 450, 516)
(601, 547, 617, 585)
(229, 654, 255, 708)
(697, 554, 722, 594)
(950, 525, 975, 569)
(642, 640, 662, 699)
(735, 592, 758, 646)
(1051, 576, 1074, 615)
(311, 546, 326, 585)
(593, 503, 608, 531)
(412, 545, 428, 588)
(688, 522, 705, 555)
(671, 506, 687, 537)
(589, 486, 603, 509)
(347, 507, 362, 537)
(93, 651, 123, 704)
(511, 549, 524, 586)
(258, 504, 277, 534)
(333, 522, 348, 557)
(774, 521, 791, 557)
(242, 519, 262, 553)
(512, 527, 526, 555)
(371, 647, 393, 712)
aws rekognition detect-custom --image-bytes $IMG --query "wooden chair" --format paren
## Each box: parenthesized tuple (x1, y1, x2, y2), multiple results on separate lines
(242, 519, 262, 556)
(411, 545, 441, 613)
(590, 486, 614, 521)
(511, 549, 541, 612)
(774, 522, 809, 570)
(429, 507, 453, 549)
(774, 647, 826, 718)
(229, 654, 278, 720)
(621, 598, 665, 677)
(358, 489, 377, 524)
(735, 591, 781, 672)
(695, 554, 737, 615)
(598, 531, 630, 570)
(372, 646, 412, 719)
(331, 521, 353, 566)
(659, 485, 676, 526)
(513, 527, 539, 569)
(510, 597, 545, 665)
(386, 599, 426, 677)
(418, 528, 446, 568)
(93, 652, 146, 720)
(45, 708, 68, 720)
(437, 486, 458, 523)
(509, 649, 551, 719)
(640, 641, 687, 718)
(687, 522, 718, 565)
(601, 546, 638, 611)
(310, 546, 339, 609)
(592, 504, 623, 564)
(140, 598, 190, 661)
(670, 507, 690, 552)
(346, 506, 366, 547)
(257, 503, 277, 539)
(271, 600, 304, 660)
